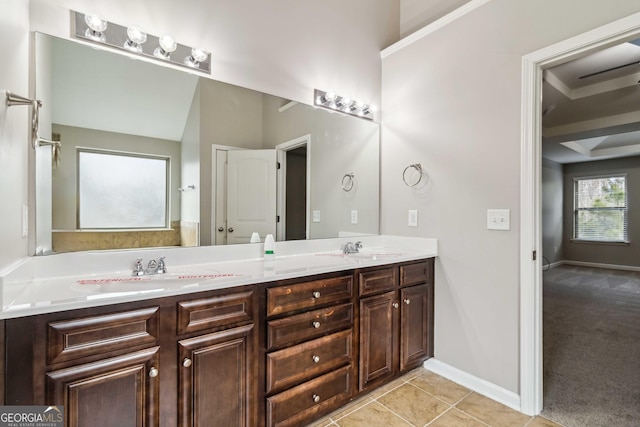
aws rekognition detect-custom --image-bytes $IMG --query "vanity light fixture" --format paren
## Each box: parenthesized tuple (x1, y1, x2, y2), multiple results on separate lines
(84, 14, 108, 42)
(184, 48, 210, 68)
(124, 26, 147, 53)
(314, 89, 373, 120)
(71, 10, 211, 74)
(154, 34, 177, 59)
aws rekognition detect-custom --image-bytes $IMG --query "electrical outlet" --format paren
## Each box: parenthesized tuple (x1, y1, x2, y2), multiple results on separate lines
(408, 210, 418, 227)
(312, 210, 321, 223)
(351, 210, 358, 224)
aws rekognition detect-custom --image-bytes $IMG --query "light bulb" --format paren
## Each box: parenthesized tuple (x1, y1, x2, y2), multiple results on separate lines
(184, 48, 209, 68)
(124, 26, 147, 53)
(84, 14, 107, 42)
(154, 34, 177, 59)
(324, 92, 336, 103)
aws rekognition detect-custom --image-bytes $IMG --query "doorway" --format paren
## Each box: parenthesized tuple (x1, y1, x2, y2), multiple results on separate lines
(520, 12, 640, 415)
(276, 134, 311, 242)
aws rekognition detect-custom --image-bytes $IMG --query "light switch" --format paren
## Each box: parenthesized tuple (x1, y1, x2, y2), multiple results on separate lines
(313, 210, 321, 223)
(487, 209, 510, 230)
(408, 210, 418, 227)
(351, 210, 358, 224)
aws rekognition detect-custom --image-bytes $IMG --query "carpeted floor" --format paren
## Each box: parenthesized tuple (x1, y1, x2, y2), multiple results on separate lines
(542, 265, 640, 427)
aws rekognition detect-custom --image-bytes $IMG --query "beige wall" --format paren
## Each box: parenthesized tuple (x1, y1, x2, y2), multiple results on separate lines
(381, 0, 640, 394)
(400, 0, 473, 38)
(0, 0, 30, 270)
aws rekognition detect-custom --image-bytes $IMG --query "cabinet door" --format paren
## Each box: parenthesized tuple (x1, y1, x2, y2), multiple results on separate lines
(46, 347, 160, 427)
(178, 324, 255, 427)
(400, 284, 431, 371)
(359, 291, 398, 391)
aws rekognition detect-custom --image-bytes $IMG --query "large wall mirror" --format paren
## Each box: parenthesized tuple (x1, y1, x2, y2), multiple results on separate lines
(34, 33, 380, 254)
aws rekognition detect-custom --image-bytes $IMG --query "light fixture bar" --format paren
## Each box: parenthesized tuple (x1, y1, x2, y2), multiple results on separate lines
(71, 10, 211, 75)
(313, 89, 374, 121)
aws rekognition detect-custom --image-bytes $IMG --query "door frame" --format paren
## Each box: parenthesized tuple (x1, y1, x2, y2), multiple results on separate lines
(519, 11, 640, 415)
(276, 134, 311, 241)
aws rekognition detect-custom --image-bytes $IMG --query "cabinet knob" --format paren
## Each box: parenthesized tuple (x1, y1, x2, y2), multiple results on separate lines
(183, 358, 192, 368)
(393, 302, 399, 309)
(312, 394, 321, 403)
(149, 367, 158, 378)
(312, 291, 321, 299)
(312, 321, 321, 329)
(404, 298, 411, 305)
(312, 355, 320, 363)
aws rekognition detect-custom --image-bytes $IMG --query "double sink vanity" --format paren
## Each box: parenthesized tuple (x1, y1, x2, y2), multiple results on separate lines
(0, 236, 437, 426)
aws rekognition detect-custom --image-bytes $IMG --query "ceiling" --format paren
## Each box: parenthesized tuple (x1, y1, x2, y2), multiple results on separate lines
(542, 38, 640, 163)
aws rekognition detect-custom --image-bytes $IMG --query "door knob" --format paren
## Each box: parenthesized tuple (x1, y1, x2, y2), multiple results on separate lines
(217, 227, 224, 232)
(228, 227, 234, 233)
(149, 367, 158, 378)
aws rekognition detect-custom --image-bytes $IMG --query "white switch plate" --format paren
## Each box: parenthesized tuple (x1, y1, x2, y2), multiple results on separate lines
(312, 210, 321, 223)
(408, 210, 418, 227)
(487, 209, 510, 230)
(351, 210, 358, 224)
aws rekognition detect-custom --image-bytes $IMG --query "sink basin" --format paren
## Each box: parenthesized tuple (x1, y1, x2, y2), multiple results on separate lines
(345, 251, 404, 261)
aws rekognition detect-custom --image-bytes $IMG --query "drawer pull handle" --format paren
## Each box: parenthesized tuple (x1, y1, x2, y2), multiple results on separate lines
(404, 298, 411, 305)
(149, 367, 159, 378)
(312, 394, 320, 403)
(312, 321, 321, 329)
(312, 355, 320, 363)
(183, 358, 192, 368)
(393, 302, 399, 309)
(312, 291, 321, 299)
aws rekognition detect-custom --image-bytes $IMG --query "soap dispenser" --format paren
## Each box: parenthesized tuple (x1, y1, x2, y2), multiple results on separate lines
(264, 234, 275, 262)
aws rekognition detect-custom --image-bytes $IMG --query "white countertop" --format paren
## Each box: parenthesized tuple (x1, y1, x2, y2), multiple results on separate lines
(0, 235, 437, 319)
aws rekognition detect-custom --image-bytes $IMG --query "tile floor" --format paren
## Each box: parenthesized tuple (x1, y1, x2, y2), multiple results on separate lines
(308, 368, 564, 427)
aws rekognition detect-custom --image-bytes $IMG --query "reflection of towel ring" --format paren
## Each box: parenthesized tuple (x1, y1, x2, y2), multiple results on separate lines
(342, 173, 355, 192)
(403, 164, 423, 187)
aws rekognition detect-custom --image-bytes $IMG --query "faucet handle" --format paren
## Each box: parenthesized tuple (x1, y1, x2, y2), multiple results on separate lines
(157, 256, 166, 274)
(133, 258, 145, 276)
(355, 241, 362, 249)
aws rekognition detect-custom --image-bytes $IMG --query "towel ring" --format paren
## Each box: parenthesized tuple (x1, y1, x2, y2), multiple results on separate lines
(402, 164, 423, 187)
(342, 173, 355, 192)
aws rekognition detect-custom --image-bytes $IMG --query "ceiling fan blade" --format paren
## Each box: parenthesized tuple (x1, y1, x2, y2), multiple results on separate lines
(578, 60, 640, 79)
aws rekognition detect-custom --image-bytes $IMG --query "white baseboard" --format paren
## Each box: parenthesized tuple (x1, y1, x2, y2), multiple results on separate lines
(561, 260, 640, 272)
(423, 358, 521, 412)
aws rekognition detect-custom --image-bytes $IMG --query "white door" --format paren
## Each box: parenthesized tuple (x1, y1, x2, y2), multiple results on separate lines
(226, 149, 277, 244)
(213, 148, 228, 245)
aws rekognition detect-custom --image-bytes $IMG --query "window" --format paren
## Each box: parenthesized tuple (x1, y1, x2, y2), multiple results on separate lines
(78, 149, 169, 229)
(573, 175, 627, 242)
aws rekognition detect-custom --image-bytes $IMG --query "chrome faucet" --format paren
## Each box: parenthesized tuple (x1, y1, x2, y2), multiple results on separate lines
(132, 257, 167, 276)
(342, 241, 363, 254)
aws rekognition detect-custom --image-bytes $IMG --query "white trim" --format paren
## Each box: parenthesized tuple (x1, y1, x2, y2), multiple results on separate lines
(424, 359, 520, 411)
(381, 0, 491, 59)
(520, 10, 640, 416)
(562, 260, 640, 273)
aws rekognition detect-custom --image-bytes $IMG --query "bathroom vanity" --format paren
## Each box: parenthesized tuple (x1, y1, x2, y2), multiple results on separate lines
(0, 237, 436, 427)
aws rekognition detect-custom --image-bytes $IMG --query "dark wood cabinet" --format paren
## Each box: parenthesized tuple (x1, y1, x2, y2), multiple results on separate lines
(2, 257, 434, 427)
(46, 346, 160, 427)
(358, 260, 434, 393)
(178, 324, 255, 427)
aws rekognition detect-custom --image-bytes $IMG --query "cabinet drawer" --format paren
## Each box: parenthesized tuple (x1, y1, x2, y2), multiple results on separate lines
(266, 365, 353, 427)
(266, 329, 353, 394)
(266, 275, 353, 317)
(47, 307, 159, 365)
(358, 266, 397, 296)
(177, 290, 253, 335)
(400, 260, 431, 287)
(267, 303, 353, 350)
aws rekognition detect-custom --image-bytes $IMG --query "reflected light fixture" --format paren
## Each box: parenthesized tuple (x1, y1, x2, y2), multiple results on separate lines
(72, 10, 211, 74)
(314, 89, 374, 120)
